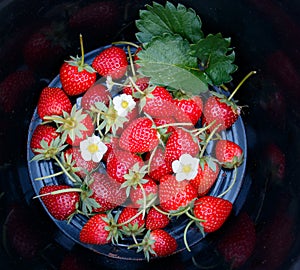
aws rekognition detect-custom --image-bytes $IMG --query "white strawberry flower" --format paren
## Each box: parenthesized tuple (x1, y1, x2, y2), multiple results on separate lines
(113, 93, 136, 117)
(172, 153, 199, 181)
(79, 134, 108, 162)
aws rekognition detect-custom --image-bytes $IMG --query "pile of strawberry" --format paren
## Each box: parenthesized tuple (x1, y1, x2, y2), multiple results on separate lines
(28, 2, 252, 261)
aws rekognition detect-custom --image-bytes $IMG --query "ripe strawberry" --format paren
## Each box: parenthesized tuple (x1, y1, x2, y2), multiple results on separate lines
(92, 46, 128, 80)
(39, 185, 80, 220)
(190, 158, 220, 196)
(146, 207, 170, 230)
(129, 176, 158, 208)
(59, 40, 96, 96)
(88, 172, 127, 212)
(215, 140, 243, 169)
(37, 87, 72, 120)
(117, 207, 145, 235)
(79, 213, 111, 245)
(146, 147, 173, 182)
(141, 229, 177, 260)
(30, 124, 60, 155)
(0, 69, 36, 113)
(64, 147, 99, 177)
(217, 212, 256, 269)
(81, 83, 111, 110)
(119, 117, 159, 153)
(165, 127, 200, 164)
(142, 86, 174, 118)
(202, 92, 240, 133)
(173, 95, 203, 125)
(159, 174, 198, 212)
(193, 196, 232, 233)
(122, 76, 149, 98)
(106, 148, 144, 183)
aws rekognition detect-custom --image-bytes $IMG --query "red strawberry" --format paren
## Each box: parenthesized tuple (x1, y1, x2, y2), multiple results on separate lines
(0, 69, 36, 113)
(117, 207, 145, 235)
(173, 95, 203, 125)
(37, 87, 72, 120)
(122, 76, 149, 98)
(64, 147, 99, 177)
(141, 229, 177, 259)
(217, 212, 256, 269)
(146, 207, 170, 230)
(88, 172, 127, 212)
(81, 83, 111, 110)
(79, 213, 111, 245)
(30, 124, 60, 155)
(190, 158, 220, 196)
(202, 92, 240, 133)
(119, 117, 159, 153)
(92, 46, 128, 80)
(193, 196, 232, 233)
(165, 127, 200, 164)
(215, 140, 243, 169)
(129, 176, 158, 208)
(159, 174, 198, 212)
(106, 148, 144, 184)
(59, 35, 96, 96)
(39, 185, 80, 220)
(146, 147, 173, 182)
(142, 86, 174, 118)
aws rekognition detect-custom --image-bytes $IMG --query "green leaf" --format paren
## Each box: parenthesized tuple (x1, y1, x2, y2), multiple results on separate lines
(136, 1, 203, 44)
(191, 33, 237, 85)
(137, 34, 208, 94)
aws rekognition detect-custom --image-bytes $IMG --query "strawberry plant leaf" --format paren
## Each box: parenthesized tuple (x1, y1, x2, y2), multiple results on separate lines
(191, 33, 238, 85)
(136, 34, 209, 94)
(136, 1, 203, 44)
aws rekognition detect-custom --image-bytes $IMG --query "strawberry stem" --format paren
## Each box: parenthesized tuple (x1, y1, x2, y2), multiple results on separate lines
(79, 34, 84, 67)
(183, 219, 195, 252)
(228, 70, 256, 101)
(32, 187, 82, 199)
(217, 165, 237, 198)
(34, 170, 65, 181)
(53, 156, 78, 183)
(127, 46, 136, 77)
(198, 124, 221, 158)
(112, 41, 139, 48)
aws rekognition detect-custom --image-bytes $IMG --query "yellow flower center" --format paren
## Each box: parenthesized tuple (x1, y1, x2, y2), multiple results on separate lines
(121, 100, 129, 108)
(88, 143, 99, 154)
(182, 164, 192, 173)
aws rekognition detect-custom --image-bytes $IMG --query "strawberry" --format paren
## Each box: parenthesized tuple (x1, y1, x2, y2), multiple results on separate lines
(37, 87, 72, 120)
(159, 174, 198, 212)
(129, 176, 158, 208)
(146, 147, 173, 182)
(217, 212, 256, 269)
(119, 117, 159, 153)
(88, 172, 127, 212)
(39, 185, 80, 220)
(59, 35, 96, 96)
(79, 213, 111, 245)
(30, 124, 60, 155)
(81, 83, 111, 110)
(189, 158, 220, 196)
(106, 148, 144, 184)
(202, 92, 240, 133)
(92, 46, 128, 80)
(140, 229, 177, 260)
(215, 140, 243, 169)
(145, 207, 170, 230)
(64, 147, 99, 177)
(117, 207, 145, 235)
(173, 95, 203, 125)
(164, 127, 200, 164)
(0, 69, 36, 113)
(193, 196, 232, 233)
(141, 86, 174, 118)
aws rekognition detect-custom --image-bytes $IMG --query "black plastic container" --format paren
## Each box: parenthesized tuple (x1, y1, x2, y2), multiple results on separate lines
(0, 1, 299, 269)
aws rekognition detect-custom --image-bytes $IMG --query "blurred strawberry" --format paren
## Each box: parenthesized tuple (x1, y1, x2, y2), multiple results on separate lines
(0, 70, 36, 113)
(217, 212, 256, 269)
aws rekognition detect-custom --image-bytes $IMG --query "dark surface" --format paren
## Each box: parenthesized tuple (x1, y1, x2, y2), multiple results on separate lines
(0, 0, 300, 269)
